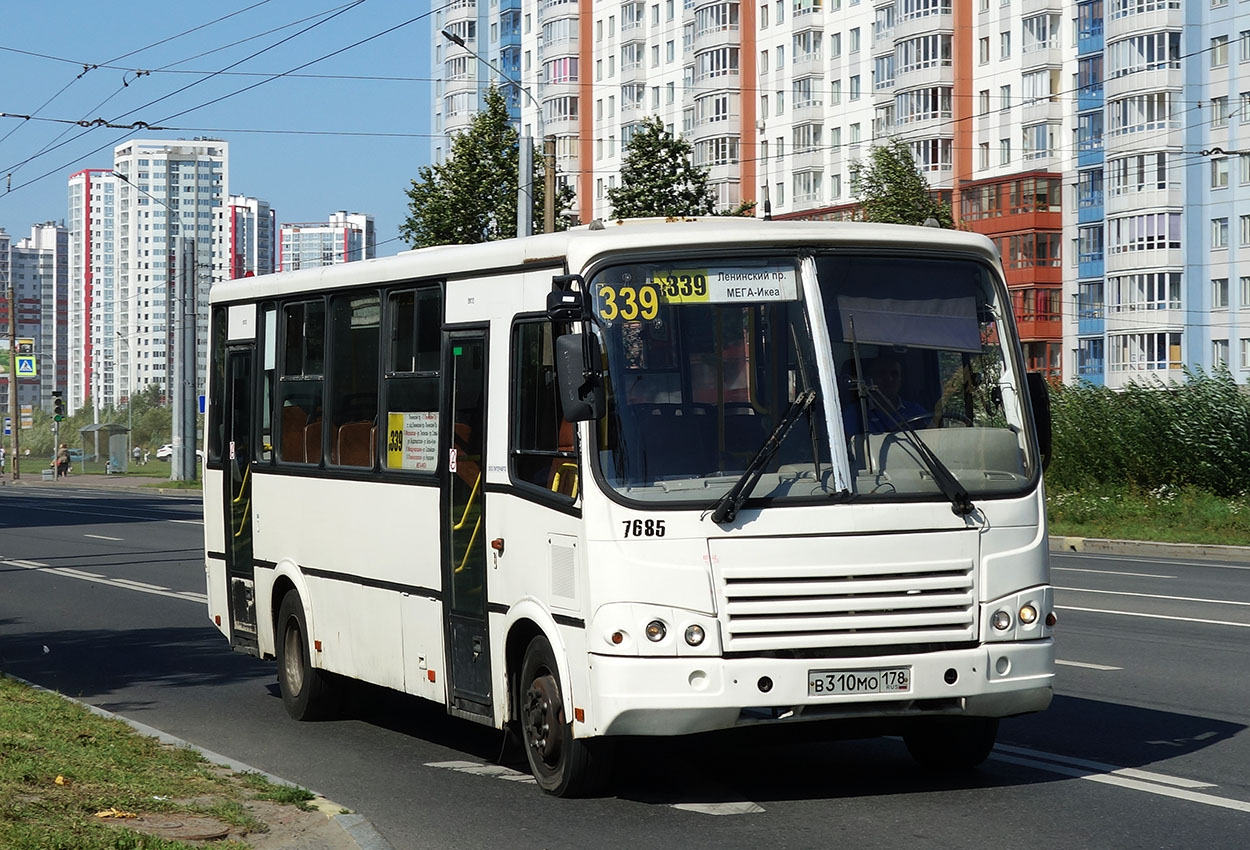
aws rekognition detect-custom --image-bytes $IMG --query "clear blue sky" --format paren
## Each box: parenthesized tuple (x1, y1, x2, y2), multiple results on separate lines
(0, 0, 433, 254)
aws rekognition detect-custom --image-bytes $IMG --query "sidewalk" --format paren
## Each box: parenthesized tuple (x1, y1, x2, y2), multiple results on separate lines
(1, 468, 199, 494)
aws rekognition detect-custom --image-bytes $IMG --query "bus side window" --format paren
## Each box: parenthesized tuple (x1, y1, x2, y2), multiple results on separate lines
(277, 299, 325, 464)
(511, 320, 576, 500)
(383, 286, 441, 472)
(328, 292, 380, 468)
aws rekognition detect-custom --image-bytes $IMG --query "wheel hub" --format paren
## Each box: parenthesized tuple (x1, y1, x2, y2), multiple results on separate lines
(524, 674, 562, 767)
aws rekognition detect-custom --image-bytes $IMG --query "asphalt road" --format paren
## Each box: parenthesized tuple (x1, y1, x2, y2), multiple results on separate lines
(2, 486, 1248, 849)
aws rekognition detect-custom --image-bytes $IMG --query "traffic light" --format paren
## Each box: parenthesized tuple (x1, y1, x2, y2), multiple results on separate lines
(51, 391, 64, 421)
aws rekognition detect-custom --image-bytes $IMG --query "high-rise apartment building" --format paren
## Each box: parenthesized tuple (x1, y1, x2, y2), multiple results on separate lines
(112, 138, 229, 406)
(227, 195, 277, 279)
(12, 223, 70, 412)
(67, 169, 116, 413)
(278, 212, 375, 271)
(431, 0, 1248, 386)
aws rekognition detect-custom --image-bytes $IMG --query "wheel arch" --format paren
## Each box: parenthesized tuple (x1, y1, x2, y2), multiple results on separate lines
(263, 561, 313, 661)
(502, 600, 571, 726)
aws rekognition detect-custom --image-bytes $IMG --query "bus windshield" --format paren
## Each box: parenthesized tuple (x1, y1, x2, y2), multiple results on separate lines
(588, 251, 1034, 507)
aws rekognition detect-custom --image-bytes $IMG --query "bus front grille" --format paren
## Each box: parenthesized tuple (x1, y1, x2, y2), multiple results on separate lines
(711, 536, 979, 654)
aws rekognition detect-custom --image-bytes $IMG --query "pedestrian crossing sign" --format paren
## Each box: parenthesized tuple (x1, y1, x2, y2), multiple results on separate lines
(15, 355, 37, 377)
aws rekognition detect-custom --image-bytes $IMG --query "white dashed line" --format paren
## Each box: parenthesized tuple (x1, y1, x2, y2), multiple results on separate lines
(1056, 659, 1122, 671)
(425, 760, 764, 813)
(84, 534, 123, 541)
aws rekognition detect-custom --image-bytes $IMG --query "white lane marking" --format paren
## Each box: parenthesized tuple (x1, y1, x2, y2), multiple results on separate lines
(1057, 586, 1250, 607)
(1051, 553, 1250, 571)
(171, 519, 205, 525)
(1053, 567, 1177, 579)
(110, 578, 167, 591)
(995, 745, 1217, 789)
(425, 760, 764, 813)
(1, 558, 205, 604)
(672, 801, 767, 815)
(1056, 659, 1122, 671)
(85, 534, 123, 541)
(994, 754, 1250, 812)
(1056, 605, 1250, 629)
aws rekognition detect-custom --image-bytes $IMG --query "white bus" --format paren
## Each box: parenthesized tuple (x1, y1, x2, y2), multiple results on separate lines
(204, 218, 1055, 796)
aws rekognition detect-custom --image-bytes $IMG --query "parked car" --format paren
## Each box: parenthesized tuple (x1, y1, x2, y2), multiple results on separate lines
(67, 448, 84, 462)
(156, 444, 203, 462)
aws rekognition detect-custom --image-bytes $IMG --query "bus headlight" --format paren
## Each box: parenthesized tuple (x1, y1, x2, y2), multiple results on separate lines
(991, 610, 1012, 631)
(645, 620, 667, 642)
(684, 624, 705, 646)
(1018, 604, 1038, 625)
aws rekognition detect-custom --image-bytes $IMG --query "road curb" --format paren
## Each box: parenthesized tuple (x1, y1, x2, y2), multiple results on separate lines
(1049, 535, 1250, 564)
(0, 671, 395, 850)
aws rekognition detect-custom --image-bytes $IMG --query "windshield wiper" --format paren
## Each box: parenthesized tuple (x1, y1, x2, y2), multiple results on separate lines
(709, 390, 817, 525)
(862, 388, 975, 516)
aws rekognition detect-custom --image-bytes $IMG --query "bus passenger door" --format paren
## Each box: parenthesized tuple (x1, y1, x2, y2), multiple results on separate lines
(443, 331, 492, 721)
(223, 345, 258, 643)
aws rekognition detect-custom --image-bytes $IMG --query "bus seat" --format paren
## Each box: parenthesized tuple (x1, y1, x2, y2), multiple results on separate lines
(336, 421, 375, 468)
(632, 404, 717, 479)
(280, 406, 307, 463)
(305, 419, 323, 465)
(548, 420, 578, 497)
(452, 422, 481, 487)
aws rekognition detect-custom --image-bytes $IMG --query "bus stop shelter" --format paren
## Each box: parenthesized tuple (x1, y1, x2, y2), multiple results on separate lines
(79, 423, 131, 473)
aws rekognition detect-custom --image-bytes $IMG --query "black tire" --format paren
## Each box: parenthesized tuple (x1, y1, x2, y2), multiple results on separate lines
(518, 636, 612, 796)
(275, 590, 340, 721)
(904, 716, 998, 770)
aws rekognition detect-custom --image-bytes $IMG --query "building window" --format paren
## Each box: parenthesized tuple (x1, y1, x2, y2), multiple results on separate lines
(1212, 97, 1229, 128)
(999, 138, 1010, 165)
(1213, 217, 1229, 249)
(1241, 339, 1250, 370)
(999, 84, 1011, 112)
(1212, 35, 1229, 68)
(1212, 157, 1230, 188)
(1213, 339, 1229, 368)
(1213, 278, 1230, 309)
(979, 142, 990, 169)
(979, 36, 989, 64)
(1000, 31, 1011, 59)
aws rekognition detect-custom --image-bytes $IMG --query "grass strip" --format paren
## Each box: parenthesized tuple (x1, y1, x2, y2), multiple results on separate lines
(1047, 485, 1250, 547)
(0, 676, 312, 849)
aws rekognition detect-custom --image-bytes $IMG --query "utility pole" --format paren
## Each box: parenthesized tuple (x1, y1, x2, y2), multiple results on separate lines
(5, 265, 18, 481)
(544, 135, 557, 235)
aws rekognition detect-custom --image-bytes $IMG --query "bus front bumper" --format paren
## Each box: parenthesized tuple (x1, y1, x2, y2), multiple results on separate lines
(584, 640, 1053, 737)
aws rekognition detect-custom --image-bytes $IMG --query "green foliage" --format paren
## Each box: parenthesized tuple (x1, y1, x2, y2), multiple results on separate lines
(607, 116, 717, 218)
(15, 383, 172, 464)
(714, 199, 758, 217)
(1048, 484, 1250, 545)
(849, 139, 954, 227)
(1047, 367, 1250, 498)
(400, 86, 573, 247)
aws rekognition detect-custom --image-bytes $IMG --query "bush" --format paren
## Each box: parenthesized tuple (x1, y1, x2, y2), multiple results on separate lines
(1047, 367, 1250, 497)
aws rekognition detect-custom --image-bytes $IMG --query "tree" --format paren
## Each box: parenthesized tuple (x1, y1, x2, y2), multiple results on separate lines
(849, 139, 954, 228)
(400, 86, 572, 247)
(607, 116, 716, 219)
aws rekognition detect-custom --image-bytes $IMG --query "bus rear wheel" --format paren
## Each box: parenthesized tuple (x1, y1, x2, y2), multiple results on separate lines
(276, 590, 340, 721)
(518, 636, 611, 796)
(903, 716, 999, 770)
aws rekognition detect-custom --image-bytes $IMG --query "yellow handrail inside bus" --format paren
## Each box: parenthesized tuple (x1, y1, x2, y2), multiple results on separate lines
(550, 463, 579, 498)
(234, 500, 250, 538)
(453, 471, 481, 531)
(231, 463, 250, 505)
(454, 516, 482, 575)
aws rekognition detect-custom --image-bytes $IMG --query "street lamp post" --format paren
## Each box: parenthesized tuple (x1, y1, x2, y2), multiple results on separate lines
(113, 170, 196, 482)
(116, 331, 132, 466)
(441, 29, 556, 236)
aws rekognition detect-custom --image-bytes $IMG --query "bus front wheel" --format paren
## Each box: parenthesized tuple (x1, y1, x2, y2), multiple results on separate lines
(276, 590, 340, 721)
(903, 716, 998, 770)
(518, 636, 611, 796)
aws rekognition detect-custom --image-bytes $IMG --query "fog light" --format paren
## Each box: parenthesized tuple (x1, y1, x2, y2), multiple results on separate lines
(991, 610, 1012, 631)
(684, 624, 705, 646)
(1018, 604, 1038, 625)
(645, 620, 667, 642)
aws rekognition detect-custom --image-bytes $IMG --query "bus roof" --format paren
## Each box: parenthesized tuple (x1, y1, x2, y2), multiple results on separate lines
(209, 218, 1001, 304)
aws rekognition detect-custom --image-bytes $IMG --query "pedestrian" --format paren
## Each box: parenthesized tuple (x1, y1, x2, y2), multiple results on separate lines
(133, 445, 141, 468)
(0, 445, 6, 474)
(55, 443, 70, 479)
(143, 447, 150, 465)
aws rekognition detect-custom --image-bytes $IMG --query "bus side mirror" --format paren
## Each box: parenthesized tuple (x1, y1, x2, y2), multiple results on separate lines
(555, 333, 605, 422)
(547, 277, 588, 322)
(1026, 372, 1052, 471)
